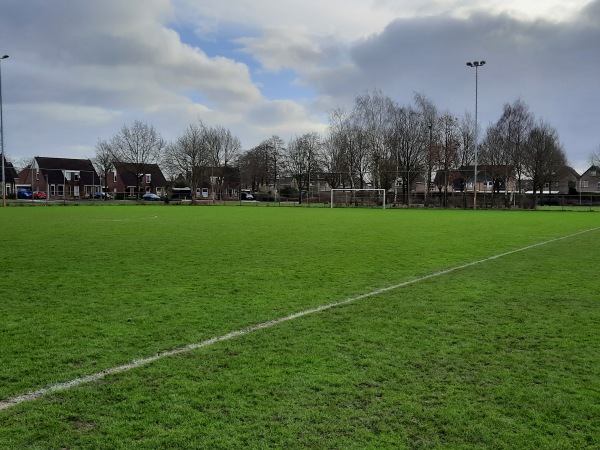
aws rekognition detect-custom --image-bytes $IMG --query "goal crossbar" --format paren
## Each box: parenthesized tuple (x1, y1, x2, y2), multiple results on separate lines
(330, 189, 386, 209)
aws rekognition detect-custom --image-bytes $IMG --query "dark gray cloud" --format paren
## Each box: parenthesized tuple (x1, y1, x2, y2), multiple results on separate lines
(300, 4, 599, 170)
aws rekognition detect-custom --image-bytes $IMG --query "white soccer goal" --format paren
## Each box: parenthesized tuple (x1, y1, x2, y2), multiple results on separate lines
(330, 188, 386, 209)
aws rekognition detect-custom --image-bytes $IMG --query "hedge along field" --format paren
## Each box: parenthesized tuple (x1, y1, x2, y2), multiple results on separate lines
(0, 206, 599, 447)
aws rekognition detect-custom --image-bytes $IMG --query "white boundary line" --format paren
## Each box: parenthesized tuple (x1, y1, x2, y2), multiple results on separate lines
(2, 226, 598, 411)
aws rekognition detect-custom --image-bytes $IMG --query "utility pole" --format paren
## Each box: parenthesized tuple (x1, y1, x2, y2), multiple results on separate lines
(0, 55, 9, 207)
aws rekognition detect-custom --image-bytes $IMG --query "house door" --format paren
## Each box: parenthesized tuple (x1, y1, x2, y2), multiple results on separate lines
(74, 186, 80, 197)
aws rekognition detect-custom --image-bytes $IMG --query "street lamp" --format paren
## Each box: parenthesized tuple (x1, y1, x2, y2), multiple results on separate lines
(466, 60, 485, 209)
(0, 55, 8, 207)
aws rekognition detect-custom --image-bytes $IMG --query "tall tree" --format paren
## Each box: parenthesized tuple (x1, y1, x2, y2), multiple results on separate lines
(93, 139, 114, 199)
(105, 120, 166, 198)
(162, 120, 210, 200)
(353, 89, 394, 188)
(387, 103, 426, 204)
(414, 93, 439, 204)
(239, 135, 284, 192)
(282, 132, 323, 203)
(588, 145, 600, 167)
(457, 112, 475, 168)
(435, 112, 459, 206)
(479, 122, 510, 202)
(324, 109, 370, 188)
(523, 120, 566, 204)
(204, 125, 242, 199)
(497, 99, 534, 193)
(323, 108, 353, 189)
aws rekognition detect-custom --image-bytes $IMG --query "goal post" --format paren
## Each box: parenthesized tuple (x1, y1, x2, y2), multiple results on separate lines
(330, 188, 386, 209)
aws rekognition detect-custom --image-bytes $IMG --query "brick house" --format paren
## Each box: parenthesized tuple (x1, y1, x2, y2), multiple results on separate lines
(579, 165, 600, 193)
(108, 162, 167, 198)
(1, 155, 18, 197)
(551, 166, 580, 194)
(17, 157, 99, 198)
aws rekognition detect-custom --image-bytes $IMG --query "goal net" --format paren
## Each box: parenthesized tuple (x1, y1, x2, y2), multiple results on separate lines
(330, 189, 386, 209)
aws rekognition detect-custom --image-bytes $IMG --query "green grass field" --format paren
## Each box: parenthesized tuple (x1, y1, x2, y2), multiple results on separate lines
(0, 206, 599, 448)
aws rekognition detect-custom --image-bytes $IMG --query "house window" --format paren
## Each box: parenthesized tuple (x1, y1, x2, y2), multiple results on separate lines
(581, 181, 589, 188)
(591, 170, 597, 176)
(597, 182, 600, 188)
(74, 173, 80, 181)
(146, 174, 151, 183)
(113, 171, 117, 182)
(36, 171, 39, 181)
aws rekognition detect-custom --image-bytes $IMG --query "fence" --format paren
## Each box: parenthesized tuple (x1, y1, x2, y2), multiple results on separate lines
(7, 174, 600, 211)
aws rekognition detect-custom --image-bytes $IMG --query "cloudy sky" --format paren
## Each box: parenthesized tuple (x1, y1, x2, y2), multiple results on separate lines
(1, 0, 598, 172)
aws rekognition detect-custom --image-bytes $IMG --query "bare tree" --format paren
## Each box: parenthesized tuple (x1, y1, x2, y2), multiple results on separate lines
(457, 112, 475, 168)
(353, 89, 395, 188)
(480, 122, 510, 203)
(162, 120, 210, 200)
(10, 156, 35, 173)
(239, 135, 284, 193)
(203, 125, 242, 199)
(523, 120, 566, 205)
(435, 112, 460, 206)
(323, 108, 351, 189)
(497, 99, 533, 193)
(105, 120, 166, 199)
(267, 135, 285, 196)
(93, 139, 114, 199)
(324, 107, 370, 189)
(414, 93, 439, 204)
(588, 145, 600, 167)
(387, 103, 426, 204)
(282, 132, 323, 204)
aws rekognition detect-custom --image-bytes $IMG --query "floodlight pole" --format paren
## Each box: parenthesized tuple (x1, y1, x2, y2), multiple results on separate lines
(466, 60, 485, 210)
(0, 55, 9, 207)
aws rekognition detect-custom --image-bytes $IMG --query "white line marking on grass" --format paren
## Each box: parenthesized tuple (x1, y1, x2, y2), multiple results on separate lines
(103, 215, 159, 222)
(1, 226, 599, 411)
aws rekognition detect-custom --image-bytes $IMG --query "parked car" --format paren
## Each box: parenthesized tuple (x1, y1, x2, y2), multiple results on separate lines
(142, 193, 161, 201)
(32, 191, 47, 199)
(93, 192, 113, 199)
(17, 189, 32, 199)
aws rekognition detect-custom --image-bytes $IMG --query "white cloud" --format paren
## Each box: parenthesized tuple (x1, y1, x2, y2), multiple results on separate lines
(236, 27, 336, 73)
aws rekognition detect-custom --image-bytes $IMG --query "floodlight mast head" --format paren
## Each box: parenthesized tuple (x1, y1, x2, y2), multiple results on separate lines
(466, 61, 485, 68)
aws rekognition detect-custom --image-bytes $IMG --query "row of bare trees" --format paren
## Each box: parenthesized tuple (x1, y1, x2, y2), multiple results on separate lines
(239, 90, 474, 204)
(93, 90, 580, 203)
(320, 90, 475, 205)
(95, 120, 241, 199)
(479, 99, 567, 202)
(163, 121, 241, 198)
